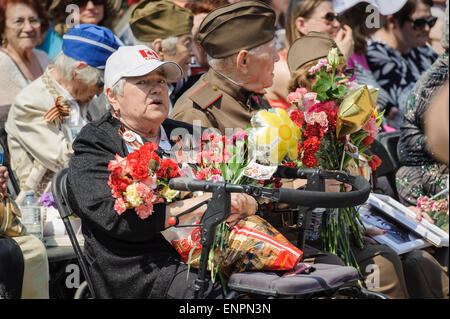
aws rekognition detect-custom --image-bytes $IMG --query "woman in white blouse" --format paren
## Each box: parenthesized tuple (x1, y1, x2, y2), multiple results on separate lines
(0, 0, 51, 122)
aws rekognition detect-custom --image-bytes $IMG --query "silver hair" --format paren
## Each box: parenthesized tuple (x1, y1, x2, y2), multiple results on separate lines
(53, 52, 104, 86)
(207, 39, 276, 79)
(135, 36, 179, 56)
(109, 78, 126, 97)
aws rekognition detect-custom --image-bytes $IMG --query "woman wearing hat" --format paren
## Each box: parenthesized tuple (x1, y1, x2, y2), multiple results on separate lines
(362, 0, 438, 130)
(37, 0, 122, 59)
(67, 44, 257, 298)
(265, 0, 354, 110)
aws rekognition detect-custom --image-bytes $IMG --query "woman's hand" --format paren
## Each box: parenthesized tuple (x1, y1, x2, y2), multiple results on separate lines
(227, 193, 257, 228)
(334, 25, 354, 59)
(325, 179, 352, 193)
(408, 205, 435, 224)
(362, 226, 386, 245)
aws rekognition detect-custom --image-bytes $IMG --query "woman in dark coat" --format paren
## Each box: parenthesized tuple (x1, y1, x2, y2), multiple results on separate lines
(67, 45, 257, 298)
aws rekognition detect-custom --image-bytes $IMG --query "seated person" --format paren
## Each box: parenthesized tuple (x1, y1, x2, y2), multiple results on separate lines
(365, 0, 439, 129)
(286, 31, 449, 299)
(129, 0, 196, 110)
(66, 45, 257, 299)
(0, 165, 49, 299)
(5, 24, 121, 204)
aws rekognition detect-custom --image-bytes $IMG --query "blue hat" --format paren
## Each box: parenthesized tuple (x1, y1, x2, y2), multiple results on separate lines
(62, 24, 122, 69)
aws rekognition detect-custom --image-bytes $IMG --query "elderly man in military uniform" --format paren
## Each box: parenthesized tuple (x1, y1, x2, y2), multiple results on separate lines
(129, 0, 196, 109)
(170, 0, 280, 133)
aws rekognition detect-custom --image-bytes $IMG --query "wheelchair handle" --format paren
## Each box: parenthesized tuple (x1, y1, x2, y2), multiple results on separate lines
(169, 170, 370, 209)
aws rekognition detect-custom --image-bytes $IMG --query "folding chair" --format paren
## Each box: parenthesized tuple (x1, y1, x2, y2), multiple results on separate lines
(371, 131, 401, 200)
(51, 168, 96, 299)
(169, 167, 389, 299)
(0, 123, 20, 199)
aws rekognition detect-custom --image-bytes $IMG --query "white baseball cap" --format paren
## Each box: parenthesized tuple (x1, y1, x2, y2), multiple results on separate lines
(333, 0, 408, 15)
(104, 45, 183, 89)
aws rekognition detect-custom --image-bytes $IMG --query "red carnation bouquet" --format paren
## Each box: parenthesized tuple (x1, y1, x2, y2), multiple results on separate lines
(282, 48, 385, 270)
(107, 142, 182, 219)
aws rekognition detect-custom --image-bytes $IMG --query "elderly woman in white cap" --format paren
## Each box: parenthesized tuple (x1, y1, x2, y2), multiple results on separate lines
(66, 45, 257, 299)
(5, 24, 121, 203)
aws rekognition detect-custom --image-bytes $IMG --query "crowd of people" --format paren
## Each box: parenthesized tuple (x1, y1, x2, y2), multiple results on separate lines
(0, 0, 448, 299)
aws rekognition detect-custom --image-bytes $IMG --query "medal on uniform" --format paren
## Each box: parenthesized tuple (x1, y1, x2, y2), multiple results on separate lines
(123, 130, 136, 143)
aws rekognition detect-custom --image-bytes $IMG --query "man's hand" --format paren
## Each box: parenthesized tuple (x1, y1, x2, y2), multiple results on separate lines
(227, 193, 257, 227)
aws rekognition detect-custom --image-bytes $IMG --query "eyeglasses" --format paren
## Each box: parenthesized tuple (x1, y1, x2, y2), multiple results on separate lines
(9, 17, 41, 29)
(73, 0, 104, 7)
(322, 12, 339, 24)
(408, 16, 438, 30)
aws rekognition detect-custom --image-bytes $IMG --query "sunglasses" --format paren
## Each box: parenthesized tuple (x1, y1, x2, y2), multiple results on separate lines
(322, 12, 339, 24)
(73, 0, 104, 7)
(409, 16, 437, 30)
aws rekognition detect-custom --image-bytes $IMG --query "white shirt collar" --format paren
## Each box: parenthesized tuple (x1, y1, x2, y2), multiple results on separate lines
(133, 125, 171, 151)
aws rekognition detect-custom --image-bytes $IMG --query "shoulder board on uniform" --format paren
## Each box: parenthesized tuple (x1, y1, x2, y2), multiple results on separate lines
(188, 81, 223, 110)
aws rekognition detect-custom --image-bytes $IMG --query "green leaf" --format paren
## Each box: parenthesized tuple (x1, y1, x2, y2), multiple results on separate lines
(312, 78, 332, 95)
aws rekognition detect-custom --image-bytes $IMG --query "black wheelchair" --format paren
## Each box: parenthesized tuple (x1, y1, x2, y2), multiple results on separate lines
(51, 166, 388, 299)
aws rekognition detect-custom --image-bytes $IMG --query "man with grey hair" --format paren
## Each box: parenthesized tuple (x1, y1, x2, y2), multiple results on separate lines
(129, 0, 195, 109)
(5, 24, 121, 203)
(169, 1, 280, 134)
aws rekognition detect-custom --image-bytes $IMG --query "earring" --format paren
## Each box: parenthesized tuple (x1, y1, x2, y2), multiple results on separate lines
(1, 38, 7, 48)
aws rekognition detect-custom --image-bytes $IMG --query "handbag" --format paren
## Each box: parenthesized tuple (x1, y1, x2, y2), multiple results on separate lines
(0, 196, 25, 237)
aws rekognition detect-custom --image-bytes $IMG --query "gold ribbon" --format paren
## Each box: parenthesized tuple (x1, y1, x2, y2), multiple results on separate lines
(43, 96, 70, 125)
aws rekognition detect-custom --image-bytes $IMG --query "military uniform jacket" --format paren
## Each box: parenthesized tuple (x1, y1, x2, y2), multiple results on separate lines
(170, 68, 271, 134)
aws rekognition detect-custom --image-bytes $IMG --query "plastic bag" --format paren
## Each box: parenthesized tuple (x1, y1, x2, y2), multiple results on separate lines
(221, 215, 303, 277)
(162, 215, 303, 278)
(161, 215, 203, 262)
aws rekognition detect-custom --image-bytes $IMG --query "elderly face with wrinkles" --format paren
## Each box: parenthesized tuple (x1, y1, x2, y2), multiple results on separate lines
(107, 69, 171, 135)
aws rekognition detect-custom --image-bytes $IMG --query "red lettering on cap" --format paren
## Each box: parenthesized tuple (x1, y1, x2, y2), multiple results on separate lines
(139, 49, 159, 60)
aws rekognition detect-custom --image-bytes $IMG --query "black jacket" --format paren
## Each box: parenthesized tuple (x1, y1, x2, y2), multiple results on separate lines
(67, 112, 196, 298)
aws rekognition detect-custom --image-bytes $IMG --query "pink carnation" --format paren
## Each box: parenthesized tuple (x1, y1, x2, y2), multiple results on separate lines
(114, 197, 127, 215)
(135, 203, 153, 219)
(287, 88, 308, 104)
(363, 117, 379, 138)
(136, 182, 154, 203)
(417, 196, 432, 212)
(306, 111, 329, 128)
(302, 92, 318, 111)
(108, 154, 127, 172)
